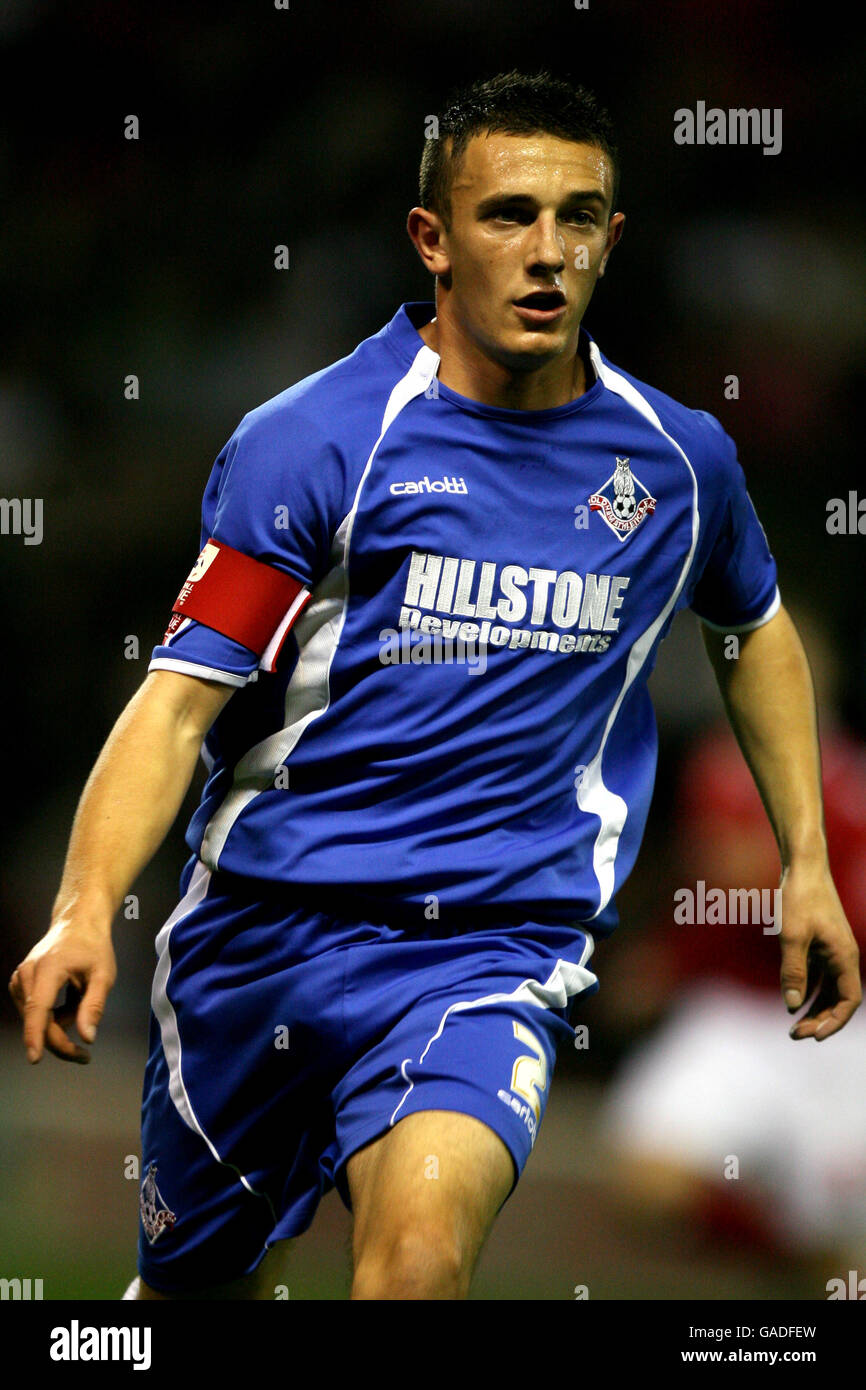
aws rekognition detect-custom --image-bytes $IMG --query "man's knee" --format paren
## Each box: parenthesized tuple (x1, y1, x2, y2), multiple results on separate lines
(352, 1221, 469, 1300)
(346, 1111, 516, 1298)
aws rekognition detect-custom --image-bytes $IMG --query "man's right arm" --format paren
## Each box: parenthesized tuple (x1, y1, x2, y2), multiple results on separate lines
(8, 669, 234, 1064)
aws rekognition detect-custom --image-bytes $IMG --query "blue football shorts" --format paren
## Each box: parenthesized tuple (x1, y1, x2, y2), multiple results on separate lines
(137, 855, 598, 1292)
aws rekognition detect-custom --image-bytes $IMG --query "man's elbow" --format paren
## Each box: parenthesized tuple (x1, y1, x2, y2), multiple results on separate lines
(135, 668, 236, 740)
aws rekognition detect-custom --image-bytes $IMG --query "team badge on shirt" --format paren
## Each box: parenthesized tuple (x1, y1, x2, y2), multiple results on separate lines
(588, 457, 657, 540)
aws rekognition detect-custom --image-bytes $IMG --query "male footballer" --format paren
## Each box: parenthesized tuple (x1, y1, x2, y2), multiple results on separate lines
(10, 70, 861, 1300)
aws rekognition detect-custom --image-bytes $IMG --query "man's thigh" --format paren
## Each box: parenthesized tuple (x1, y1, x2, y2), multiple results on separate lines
(329, 922, 597, 1296)
(347, 1109, 515, 1297)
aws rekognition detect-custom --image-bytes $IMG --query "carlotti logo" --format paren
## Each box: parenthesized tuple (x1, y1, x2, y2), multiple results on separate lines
(589, 457, 656, 540)
(390, 474, 467, 495)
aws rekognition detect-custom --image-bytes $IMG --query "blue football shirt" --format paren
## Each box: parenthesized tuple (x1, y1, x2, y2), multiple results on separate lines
(149, 301, 779, 933)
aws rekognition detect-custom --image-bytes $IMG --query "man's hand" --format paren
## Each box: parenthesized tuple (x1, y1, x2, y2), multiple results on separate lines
(777, 860, 861, 1041)
(9, 917, 116, 1064)
(702, 607, 862, 1040)
(8, 669, 232, 1067)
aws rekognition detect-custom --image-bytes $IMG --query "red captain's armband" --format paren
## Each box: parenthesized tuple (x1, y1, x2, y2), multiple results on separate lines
(162, 538, 311, 668)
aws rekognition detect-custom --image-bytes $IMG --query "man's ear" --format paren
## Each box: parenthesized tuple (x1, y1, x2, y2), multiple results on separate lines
(407, 206, 451, 279)
(598, 211, 625, 279)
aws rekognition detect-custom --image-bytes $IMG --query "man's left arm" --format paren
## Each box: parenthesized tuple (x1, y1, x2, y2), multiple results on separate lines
(701, 604, 862, 1039)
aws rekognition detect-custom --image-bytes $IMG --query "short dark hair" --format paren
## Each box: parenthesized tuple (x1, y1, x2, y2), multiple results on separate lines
(419, 70, 620, 230)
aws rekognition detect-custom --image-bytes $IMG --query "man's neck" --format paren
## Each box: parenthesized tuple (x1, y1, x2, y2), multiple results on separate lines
(416, 311, 591, 410)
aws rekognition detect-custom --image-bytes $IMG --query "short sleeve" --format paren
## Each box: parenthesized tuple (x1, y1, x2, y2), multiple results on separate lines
(148, 402, 348, 686)
(689, 417, 780, 633)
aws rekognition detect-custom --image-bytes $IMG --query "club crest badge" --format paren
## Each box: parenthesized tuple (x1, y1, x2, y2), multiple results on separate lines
(140, 1163, 177, 1245)
(588, 457, 656, 540)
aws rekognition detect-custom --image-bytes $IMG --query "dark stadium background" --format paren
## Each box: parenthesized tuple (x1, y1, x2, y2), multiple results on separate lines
(1, 0, 864, 1301)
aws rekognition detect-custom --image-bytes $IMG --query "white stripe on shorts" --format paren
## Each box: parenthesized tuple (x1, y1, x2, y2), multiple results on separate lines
(151, 860, 269, 1202)
(389, 939, 597, 1128)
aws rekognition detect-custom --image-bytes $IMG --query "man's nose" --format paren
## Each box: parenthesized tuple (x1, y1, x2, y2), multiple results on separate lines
(528, 213, 566, 271)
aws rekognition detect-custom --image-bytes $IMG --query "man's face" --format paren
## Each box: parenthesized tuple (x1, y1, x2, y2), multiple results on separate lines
(435, 131, 623, 371)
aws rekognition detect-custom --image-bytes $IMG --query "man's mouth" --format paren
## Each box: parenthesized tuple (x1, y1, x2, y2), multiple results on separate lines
(513, 289, 567, 322)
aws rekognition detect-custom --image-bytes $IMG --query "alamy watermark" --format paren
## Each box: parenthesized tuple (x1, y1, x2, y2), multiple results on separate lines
(49, 1322, 151, 1370)
(826, 1270, 866, 1299)
(379, 626, 488, 675)
(674, 880, 781, 934)
(826, 491, 866, 534)
(0, 497, 42, 545)
(674, 102, 782, 156)
(0, 1277, 43, 1299)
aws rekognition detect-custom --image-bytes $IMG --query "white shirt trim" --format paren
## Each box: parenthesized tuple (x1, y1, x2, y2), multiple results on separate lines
(147, 657, 254, 688)
(696, 585, 781, 633)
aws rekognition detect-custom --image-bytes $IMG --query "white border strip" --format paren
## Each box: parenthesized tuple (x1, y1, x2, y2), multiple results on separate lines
(696, 583, 780, 633)
(151, 860, 271, 1203)
(259, 586, 312, 672)
(147, 658, 253, 688)
(580, 344, 701, 919)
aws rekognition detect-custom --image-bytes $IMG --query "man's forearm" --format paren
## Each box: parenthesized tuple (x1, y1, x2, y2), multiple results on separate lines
(701, 606, 827, 870)
(51, 674, 223, 931)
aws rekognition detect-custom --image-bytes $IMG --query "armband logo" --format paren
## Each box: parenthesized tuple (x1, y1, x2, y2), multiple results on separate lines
(161, 537, 309, 659)
(174, 541, 220, 610)
(188, 541, 220, 584)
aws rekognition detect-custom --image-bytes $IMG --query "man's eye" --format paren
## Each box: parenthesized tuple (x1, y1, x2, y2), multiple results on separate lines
(489, 209, 595, 226)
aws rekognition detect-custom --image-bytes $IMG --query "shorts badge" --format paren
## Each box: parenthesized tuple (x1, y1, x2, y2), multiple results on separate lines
(140, 1163, 177, 1245)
